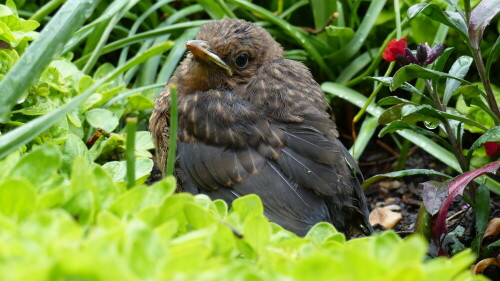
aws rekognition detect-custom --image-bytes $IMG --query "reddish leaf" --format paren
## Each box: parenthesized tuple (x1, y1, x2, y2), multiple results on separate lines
(432, 161, 500, 254)
(421, 181, 449, 215)
(469, 0, 500, 49)
(383, 36, 407, 62)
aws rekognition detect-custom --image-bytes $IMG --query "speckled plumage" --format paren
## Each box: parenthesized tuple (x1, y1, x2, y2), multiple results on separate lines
(150, 19, 373, 236)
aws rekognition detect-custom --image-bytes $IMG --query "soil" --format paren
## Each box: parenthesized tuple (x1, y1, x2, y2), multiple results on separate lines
(359, 141, 500, 280)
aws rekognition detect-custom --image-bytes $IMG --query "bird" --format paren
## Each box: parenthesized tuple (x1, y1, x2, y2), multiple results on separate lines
(150, 18, 373, 237)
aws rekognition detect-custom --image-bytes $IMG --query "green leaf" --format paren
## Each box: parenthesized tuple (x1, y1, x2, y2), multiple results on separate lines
(184, 202, 216, 230)
(85, 108, 119, 132)
(407, 3, 468, 39)
(10, 144, 61, 186)
(326, 0, 387, 62)
(471, 184, 490, 253)
(0, 178, 36, 220)
(443, 56, 473, 105)
(0, 0, 99, 120)
(391, 64, 469, 91)
(466, 126, 500, 166)
(231, 194, 264, 222)
(0, 41, 173, 159)
(362, 169, 451, 190)
(102, 157, 153, 184)
(486, 35, 500, 78)
(305, 222, 339, 245)
(243, 215, 271, 250)
(135, 131, 155, 158)
(325, 26, 354, 39)
(432, 47, 454, 73)
(61, 134, 92, 174)
(127, 94, 154, 111)
(63, 189, 95, 225)
(376, 96, 417, 107)
(378, 121, 453, 152)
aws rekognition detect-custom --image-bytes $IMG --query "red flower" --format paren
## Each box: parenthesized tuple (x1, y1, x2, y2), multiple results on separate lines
(383, 36, 407, 62)
(484, 142, 500, 157)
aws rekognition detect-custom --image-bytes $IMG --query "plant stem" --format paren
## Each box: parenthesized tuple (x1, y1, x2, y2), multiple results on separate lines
(126, 117, 138, 189)
(424, 79, 467, 174)
(29, 0, 65, 22)
(470, 47, 500, 124)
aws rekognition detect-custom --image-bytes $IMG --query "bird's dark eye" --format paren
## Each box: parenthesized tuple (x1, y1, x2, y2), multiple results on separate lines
(235, 52, 249, 68)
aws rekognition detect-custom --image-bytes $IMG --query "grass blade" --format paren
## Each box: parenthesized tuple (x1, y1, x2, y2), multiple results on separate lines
(0, 42, 174, 159)
(0, 0, 100, 121)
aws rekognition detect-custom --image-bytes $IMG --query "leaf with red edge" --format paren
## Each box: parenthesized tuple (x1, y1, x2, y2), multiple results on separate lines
(469, 0, 500, 49)
(382, 36, 407, 62)
(432, 161, 500, 254)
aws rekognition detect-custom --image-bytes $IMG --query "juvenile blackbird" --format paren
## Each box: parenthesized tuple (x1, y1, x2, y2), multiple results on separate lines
(150, 19, 373, 237)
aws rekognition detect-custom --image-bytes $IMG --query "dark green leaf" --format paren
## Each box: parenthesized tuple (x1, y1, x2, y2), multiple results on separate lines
(443, 56, 473, 105)
(362, 169, 451, 190)
(391, 64, 469, 91)
(378, 121, 453, 151)
(407, 3, 468, 39)
(466, 126, 500, 166)
(376, 96, 416, 107)
(471, 184, 490, 253)
(486, 35, 500, 78)
(432, 47, 454, 72)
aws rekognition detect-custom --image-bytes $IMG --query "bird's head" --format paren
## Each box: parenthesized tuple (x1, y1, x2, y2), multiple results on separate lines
(173, 19, 283, 93)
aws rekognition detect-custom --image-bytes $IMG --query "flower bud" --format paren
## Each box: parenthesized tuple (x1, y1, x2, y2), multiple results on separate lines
(426, 43, 445, 64)
(417, 44, 427, 65)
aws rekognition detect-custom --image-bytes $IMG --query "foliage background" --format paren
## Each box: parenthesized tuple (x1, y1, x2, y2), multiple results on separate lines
(0, 0, 498, 280)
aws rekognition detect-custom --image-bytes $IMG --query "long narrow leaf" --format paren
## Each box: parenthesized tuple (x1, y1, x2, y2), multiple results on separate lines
(0, 42, 174, 159)
(327, 0, 387, 62)
(0, 0, 100, 121)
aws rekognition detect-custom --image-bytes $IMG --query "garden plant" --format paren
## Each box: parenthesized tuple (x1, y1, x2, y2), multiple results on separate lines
(0, 0, 498, 280)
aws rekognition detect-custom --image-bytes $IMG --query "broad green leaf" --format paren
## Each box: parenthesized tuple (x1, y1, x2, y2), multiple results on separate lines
(10, 143, 61, 186)
(231, 194, 264, 222)
(102, 157, 153, 184)
(243, 215, 271, 251)
(0, 41, 173, 159)
(376, 96, 417, 107)
(378, 121, 453, 152)
(407, 3, 468, 39)
(443, 56, 473, 105)
(63, 189, 95, 225)
(432, 47, 454, 72)
(0, 178, 36, 220)
(85, 108, 119, 132)
(0, 0, 99, 120)
(61, 134, 92, 174)
(184, 202, 216, 229)
(391, 64, 469, 91)
(135, 131, 155, 158)
(305, 222, 338, 245)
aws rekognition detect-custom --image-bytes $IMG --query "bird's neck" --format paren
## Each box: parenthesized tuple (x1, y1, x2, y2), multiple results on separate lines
(172, 59, 227, 94)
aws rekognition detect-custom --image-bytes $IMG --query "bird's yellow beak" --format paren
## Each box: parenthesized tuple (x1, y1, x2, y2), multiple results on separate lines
(185, 40, 233, 76)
